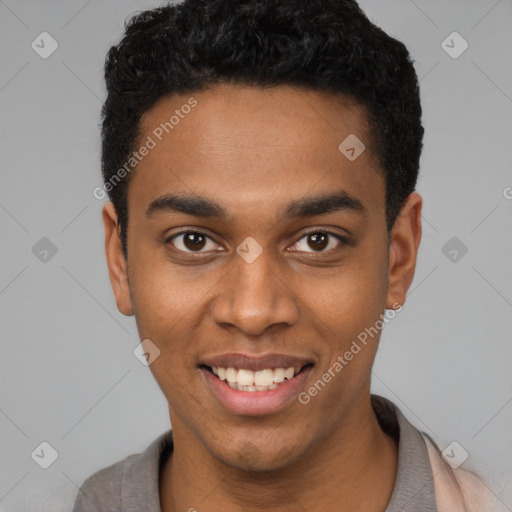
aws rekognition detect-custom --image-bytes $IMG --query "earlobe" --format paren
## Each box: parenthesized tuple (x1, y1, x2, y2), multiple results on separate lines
(103, 202, 134, 316)
(385, 192, 422, 309)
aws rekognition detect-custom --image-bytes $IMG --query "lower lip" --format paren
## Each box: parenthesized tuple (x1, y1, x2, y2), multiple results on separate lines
(201, 366, 313, 416)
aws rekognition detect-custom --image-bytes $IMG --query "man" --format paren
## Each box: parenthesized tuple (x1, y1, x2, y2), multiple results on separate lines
(74, 0, 508, 510)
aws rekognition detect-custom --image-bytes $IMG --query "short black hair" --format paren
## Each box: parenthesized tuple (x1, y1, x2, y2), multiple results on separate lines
(101, 0, 424, 256)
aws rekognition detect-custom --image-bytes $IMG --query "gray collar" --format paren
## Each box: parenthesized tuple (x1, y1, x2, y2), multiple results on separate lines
(120, 394, 437, 510)
(372, 395, 437, 511)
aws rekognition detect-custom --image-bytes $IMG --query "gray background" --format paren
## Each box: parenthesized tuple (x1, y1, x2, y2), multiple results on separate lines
(1, 0, 511, 509)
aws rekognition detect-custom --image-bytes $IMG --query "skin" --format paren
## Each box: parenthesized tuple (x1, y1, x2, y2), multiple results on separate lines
(103, 83, 422, 511)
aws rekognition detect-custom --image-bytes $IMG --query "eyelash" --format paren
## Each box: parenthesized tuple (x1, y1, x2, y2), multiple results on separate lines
(165, 229, 349, 255)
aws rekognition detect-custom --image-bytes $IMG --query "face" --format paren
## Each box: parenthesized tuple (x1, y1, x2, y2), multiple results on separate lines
(104, 83, 421, 472)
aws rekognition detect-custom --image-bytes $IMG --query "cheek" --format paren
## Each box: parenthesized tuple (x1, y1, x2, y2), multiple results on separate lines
(296, 247, 389, 400)
(128, 253, 215, 393)
(128, 245, 210, 336)
(299, 251, 387, 342)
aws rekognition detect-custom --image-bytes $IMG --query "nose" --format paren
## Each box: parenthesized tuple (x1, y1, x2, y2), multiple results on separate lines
(211, 246, 300, 336)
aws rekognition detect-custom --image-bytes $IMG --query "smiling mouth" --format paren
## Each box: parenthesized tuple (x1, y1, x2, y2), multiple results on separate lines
(201, 364, 314, 392)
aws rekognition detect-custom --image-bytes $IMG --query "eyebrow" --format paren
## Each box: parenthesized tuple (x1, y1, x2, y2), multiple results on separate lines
(145, 190, 365, 221)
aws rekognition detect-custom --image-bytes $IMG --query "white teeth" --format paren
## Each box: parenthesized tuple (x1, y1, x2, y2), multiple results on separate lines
(254, 369, 274, 387)
(210, 365, 302, 391)
(225, 367, 238, 383)
(273, 368, 285, 383)
(284, 367, 295, 379)
(237, 369, 255, 386)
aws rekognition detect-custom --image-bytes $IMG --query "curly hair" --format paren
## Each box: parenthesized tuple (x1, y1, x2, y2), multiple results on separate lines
(101, 0, 424, 256)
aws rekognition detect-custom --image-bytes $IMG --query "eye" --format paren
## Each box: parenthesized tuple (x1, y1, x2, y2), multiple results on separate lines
(166, 229, 348, 255)
(166, 230, 222, 253)
(289, 231, 347, 253)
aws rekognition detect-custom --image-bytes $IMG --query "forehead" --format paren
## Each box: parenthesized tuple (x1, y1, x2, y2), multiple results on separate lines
(129, 84, 385, 222)
(139, 83, 373, 155)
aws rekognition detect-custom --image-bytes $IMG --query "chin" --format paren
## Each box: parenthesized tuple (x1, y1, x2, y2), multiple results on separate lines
(210, 435, 307, 474)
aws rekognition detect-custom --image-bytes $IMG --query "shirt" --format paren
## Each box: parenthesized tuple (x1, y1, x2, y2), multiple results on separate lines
(72, 394, 439, 511)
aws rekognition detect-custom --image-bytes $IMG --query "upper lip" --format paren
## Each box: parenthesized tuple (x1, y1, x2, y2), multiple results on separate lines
(200, 353, 315, 371)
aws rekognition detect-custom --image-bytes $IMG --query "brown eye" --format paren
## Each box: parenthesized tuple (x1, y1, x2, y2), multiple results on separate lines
(167, 231, 220, 253)
(307, 233, 329, 251)
(183, 232, 206, 251)
(290, 231, 346, 253)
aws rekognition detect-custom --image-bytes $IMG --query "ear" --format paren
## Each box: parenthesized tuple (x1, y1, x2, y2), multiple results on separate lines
(103, 202, 134, 316)
(386, 192, 422, 309)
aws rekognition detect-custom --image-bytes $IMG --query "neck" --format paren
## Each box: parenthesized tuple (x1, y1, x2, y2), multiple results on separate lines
(160, 394, 398, 512)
